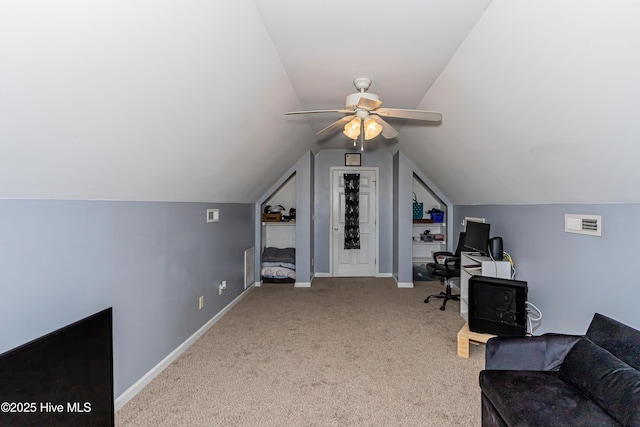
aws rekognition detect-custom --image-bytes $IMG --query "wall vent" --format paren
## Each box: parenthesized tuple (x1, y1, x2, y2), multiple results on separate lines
(244, 247, 255, 289)
(565, 214, 601, 236)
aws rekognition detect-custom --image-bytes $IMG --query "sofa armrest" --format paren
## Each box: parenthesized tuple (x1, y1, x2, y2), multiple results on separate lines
(485, 334, 582, 371)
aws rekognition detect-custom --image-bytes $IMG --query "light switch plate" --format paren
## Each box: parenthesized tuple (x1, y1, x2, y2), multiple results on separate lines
(206, 209, 219, 223)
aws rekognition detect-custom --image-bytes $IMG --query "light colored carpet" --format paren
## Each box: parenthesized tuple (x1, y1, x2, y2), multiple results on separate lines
(116, 278, 486, 426)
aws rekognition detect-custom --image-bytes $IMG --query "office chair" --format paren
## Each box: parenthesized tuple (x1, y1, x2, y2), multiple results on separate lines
(424, 232, 465, 311)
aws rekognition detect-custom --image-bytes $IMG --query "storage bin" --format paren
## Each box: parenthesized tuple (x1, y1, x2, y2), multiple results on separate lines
(262, 213, 282, 222)
(431, 212, 444, 223)
(412, 193, 423, 220)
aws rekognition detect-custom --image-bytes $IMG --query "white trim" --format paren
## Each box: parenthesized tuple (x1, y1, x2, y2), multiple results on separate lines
(294, 281, 312, 288)
(394, 275, 414, 288)
(254, 281, 261, 288)
(114, 285, 254, 411)
(396, 282, 414, 288)
(314, 272, 331, 277)
(376, 273, 392, 278)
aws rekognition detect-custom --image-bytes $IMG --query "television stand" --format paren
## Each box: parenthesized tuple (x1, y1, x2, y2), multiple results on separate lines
(457, 322, 495, 358)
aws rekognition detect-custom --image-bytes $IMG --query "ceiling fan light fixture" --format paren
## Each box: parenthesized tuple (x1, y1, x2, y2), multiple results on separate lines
(364, 119, 382, 140)
(286, 77, 442, 147)
(343, 117, 361, 139)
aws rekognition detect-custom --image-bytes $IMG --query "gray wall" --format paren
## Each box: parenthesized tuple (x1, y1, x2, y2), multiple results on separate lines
(455, 204, 640, 334)
(295, 152, 314, 283)
(393, 151, 414, 284)
(393, 152, 400, 279)
(0, 200, 254, 397)
(314, 149, 393, 275)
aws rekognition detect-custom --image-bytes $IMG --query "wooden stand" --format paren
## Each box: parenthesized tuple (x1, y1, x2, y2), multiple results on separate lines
(457, 322, 495, 358)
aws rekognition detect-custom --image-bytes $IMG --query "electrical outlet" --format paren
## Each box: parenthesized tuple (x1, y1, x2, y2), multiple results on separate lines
(218, 281, 227, 295)
(198, 295, 204, 310)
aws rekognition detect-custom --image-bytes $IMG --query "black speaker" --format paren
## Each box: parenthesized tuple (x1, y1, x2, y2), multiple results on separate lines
(489, 237, 503, 261)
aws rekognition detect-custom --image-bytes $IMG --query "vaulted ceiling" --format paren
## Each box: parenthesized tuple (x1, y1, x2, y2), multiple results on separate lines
(2, 1, 639, 205)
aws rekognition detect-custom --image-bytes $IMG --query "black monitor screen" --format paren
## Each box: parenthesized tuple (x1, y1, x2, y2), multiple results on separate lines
(0, 308, 114, 427)
(464, 221, 491, 255)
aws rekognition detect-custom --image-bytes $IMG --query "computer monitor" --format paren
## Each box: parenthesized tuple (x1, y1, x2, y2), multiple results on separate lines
(464, 220, 491, 255)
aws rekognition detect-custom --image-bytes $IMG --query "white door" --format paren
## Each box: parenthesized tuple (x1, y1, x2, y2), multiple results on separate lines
(331, 168, 378, 277)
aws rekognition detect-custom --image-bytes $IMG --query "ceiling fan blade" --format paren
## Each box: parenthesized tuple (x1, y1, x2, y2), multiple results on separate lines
(286, 109, 350, 115)
(357, 97, 383, 111)
(316, 115, 355, 137)
(371, 116, 399, 139)
(375, 108, 443, 121)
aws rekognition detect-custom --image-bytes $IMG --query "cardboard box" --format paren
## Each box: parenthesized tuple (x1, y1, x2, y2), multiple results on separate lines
(262, 213, 282, 222)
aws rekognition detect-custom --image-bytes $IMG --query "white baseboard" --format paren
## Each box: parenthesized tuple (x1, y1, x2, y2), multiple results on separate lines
(115, 285, 254, 411)
(394, 276, 414, 288)
(294, 281, 311, 288)
(396, 282, 414, 288)
(315, 272, 392, 279)
(254, 281, 261, 288)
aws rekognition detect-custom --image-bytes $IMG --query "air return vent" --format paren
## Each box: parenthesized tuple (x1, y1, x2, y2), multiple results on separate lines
(244, 247, 255, 289)
(565, 214, 601, 236)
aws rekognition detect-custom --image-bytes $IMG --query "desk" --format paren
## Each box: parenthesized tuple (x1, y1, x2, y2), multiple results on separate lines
(457, 322, 495, 358)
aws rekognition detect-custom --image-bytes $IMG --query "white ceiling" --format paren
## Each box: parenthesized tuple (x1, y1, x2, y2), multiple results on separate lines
(2, 0, 640, 204)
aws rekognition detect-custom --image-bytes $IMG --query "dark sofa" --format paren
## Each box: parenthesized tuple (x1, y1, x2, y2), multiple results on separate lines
(479, 313, 640, 426)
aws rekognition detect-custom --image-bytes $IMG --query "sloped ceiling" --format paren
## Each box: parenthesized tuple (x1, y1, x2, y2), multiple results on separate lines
(254, 0, 492, 152)
(401, 1, 640, 205)
(2, 1, 639, 205)
(0, 0, 318, 203)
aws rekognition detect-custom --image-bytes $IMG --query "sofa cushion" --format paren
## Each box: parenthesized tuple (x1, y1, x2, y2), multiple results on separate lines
(559, 337, 640, 426)
(485, 334, 581, 371)
(586, 313, 640, 370)
(479, 370, 618, 426)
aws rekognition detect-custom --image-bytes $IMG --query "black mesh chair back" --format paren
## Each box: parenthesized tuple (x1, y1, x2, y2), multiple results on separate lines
(424, 232, 465, 310)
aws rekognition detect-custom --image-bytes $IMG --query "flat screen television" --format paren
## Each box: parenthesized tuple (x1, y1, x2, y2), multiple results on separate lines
(0, 308, 114, 427)
(464, 220, 491, 256)
(469, 276, 528, 336)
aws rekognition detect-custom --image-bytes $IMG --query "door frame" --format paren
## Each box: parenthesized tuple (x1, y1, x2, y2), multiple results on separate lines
(329, 166, 379, 277)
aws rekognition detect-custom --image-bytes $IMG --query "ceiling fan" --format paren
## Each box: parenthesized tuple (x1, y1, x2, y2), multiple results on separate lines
(286, 77, 442, 150)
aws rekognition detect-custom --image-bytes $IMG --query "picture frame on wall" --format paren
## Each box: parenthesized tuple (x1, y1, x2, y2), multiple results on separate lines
(345, 153, 361, 166)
